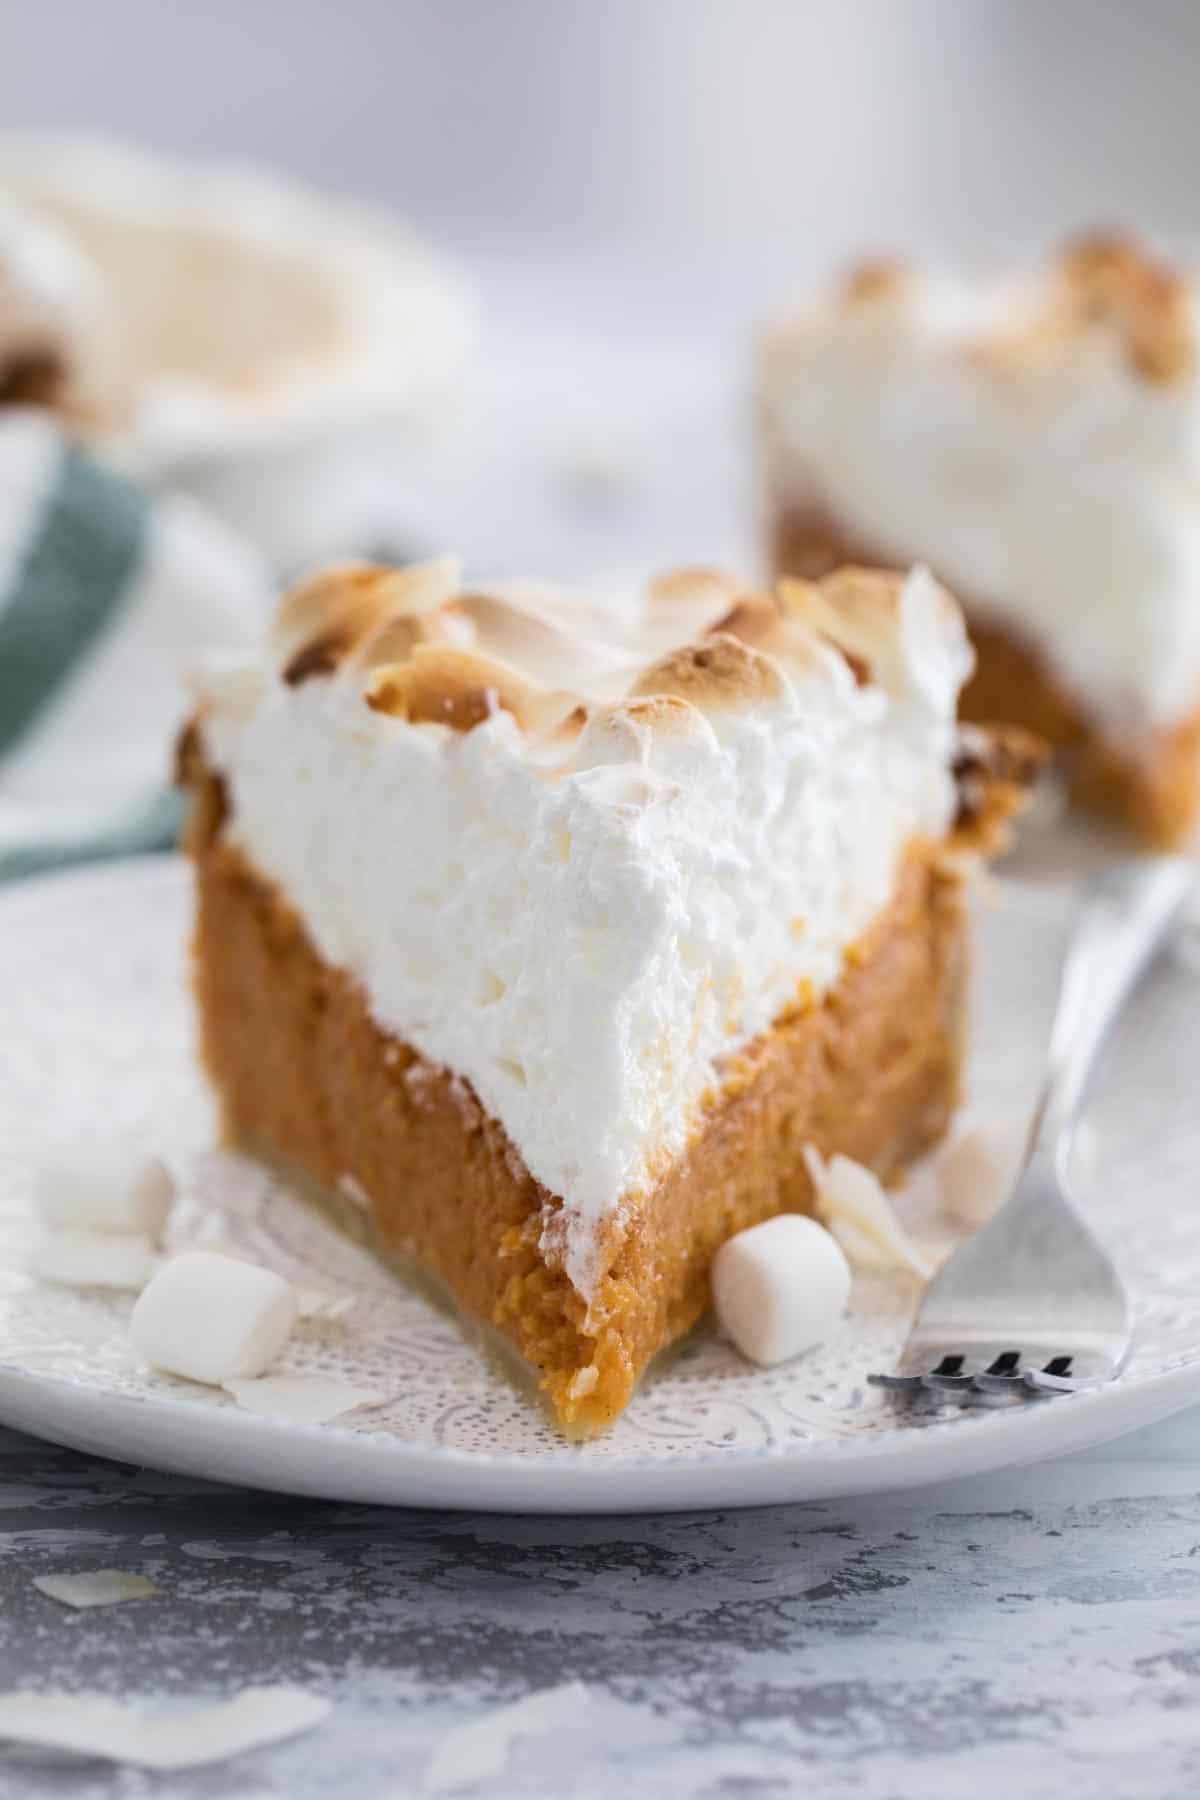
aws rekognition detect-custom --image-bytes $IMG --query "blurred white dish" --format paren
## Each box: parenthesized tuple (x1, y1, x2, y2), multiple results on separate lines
(0, 134, 476, 567)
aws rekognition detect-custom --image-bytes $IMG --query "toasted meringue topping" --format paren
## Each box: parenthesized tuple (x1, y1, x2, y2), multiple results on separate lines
(197, 557, 974, 1298)
(365, 643, 568, 735)
(570, 695, 720, 778)
(347, 603, 474, 675)
(630, 631, 789, 713)
(1053, 230, 1194, 383)
(836, 256, 915, 313)
(277, 558, 458, 654)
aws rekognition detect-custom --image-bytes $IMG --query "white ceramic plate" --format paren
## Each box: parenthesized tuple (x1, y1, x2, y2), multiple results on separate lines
(2, 857, 1200, 1514)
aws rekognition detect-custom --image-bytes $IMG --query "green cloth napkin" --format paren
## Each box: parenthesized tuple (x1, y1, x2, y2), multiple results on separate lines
(0, 430, 181, 882)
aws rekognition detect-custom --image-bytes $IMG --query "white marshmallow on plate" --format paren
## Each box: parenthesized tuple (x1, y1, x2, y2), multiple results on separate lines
(33, 1146, 174, 1240)
(129, 1251, 296, 1386)
(29, 1227, 157, 1291)
(712, 1213, 852, 1368)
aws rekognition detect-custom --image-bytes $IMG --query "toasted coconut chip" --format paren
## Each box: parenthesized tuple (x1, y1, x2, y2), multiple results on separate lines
(222, 1375, 385, 1424)
(423, 1682, 591, 1795)
(803, 1146, 932, 1282)
(32, 1571, 158, 1610)
(0, 1686, 330, 1771)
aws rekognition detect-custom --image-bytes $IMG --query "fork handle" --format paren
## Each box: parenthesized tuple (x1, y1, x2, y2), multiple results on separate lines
(1033, 855, 1195, 1160)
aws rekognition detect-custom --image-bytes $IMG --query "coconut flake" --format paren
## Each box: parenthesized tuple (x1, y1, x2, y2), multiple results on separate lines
(294, 1288, 355, 1325)
(336, 1172, 372, 1212)
(29, 1227, 157, 1290)
(0, 1685, 330, 1770)
(32, 1571, 158, 1610)
(423, 1682, 590, 1795)
(222, 1375, 386, 1424)
(803, 1147, 932, 1281)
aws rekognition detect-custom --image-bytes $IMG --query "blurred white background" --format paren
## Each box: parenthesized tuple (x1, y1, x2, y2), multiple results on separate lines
(7, 0, 1200, 576)
(8, 0, 1200, 276)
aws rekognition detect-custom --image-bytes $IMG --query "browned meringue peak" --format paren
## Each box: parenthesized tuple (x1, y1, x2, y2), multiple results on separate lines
(364, 642, 583, 738)
(646, 566, 744, 611)
(1053, 230, 1194, 385)
(569, 693, 719, 775)
(451, 588, 615, 693)
(275, 557, 463, 685)
(706, 587, 832, 678)
(967, 231, 1196, 388)
(835, 255, 915, 314)
(777, 566, 950, 691)
(639, 566, 748, 650)
(344, 599, 475, 678)
(629, 630, 789, 713)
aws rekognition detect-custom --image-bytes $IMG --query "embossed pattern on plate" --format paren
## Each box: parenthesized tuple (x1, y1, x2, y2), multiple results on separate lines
(1, 857, 1198, 1511)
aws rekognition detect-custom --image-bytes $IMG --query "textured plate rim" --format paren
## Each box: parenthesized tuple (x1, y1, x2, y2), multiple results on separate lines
(2, 1355, 1199, 1513)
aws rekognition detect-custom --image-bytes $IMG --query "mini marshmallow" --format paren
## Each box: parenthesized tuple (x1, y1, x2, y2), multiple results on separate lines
(129, 1252, 296, 1386)
(29, 1228, 157, 1291)
(712, 1214, 851, 1368)
(33, 1148, 174, 1241)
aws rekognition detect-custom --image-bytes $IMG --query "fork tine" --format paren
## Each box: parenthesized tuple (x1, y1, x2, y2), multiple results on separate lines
(921, 1370, 977, 1393)
(870, 856, 1184, 1406)
(972, 1351, 1027, 1393)
(870, 1348, 1112, 1398)
(1024, 1366, 1105, 1394)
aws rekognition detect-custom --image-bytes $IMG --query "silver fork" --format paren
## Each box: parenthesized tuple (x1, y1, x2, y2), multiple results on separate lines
(871, 854, 1195, 1402)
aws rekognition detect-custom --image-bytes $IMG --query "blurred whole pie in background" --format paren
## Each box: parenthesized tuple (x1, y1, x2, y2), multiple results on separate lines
(0, 135, 476, 568)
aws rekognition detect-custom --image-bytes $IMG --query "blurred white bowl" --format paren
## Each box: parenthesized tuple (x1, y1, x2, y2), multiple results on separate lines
(0, 133, 476, 568)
